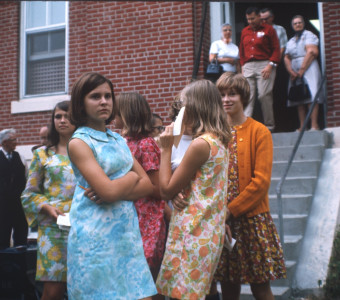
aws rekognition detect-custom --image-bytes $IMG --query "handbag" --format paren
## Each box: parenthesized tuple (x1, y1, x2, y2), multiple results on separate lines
(206, 59, 223, 76)
(288, 77, 311, 102)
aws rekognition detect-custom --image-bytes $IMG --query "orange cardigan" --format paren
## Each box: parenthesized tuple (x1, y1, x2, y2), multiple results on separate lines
(228, 117, 273, 218)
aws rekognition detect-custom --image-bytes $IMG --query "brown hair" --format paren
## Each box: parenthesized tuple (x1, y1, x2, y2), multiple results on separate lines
(216, 72, 250, 108)
(116, 92, 152, 138)
(70, 72, 115, 127)
(181, 79, 231, 148)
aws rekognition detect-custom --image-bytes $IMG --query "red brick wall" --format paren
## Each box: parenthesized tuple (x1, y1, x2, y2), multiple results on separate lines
(0, 1, 211, 146)
(323, 2, 340, 127)
(68, 1, 206, 129)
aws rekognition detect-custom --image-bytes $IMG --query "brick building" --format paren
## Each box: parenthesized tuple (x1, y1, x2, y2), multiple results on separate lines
(0, 1, 339, 159)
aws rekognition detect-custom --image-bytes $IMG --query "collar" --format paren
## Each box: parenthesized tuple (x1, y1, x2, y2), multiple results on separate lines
(0, 148, 11, 157)
(76, 126, 116, 142)
(246, 23, 265, 32)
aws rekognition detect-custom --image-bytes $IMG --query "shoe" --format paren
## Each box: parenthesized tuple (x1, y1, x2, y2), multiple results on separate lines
(310, 127, 320, 131)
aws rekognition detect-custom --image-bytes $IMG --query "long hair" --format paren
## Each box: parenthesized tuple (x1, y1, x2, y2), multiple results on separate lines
(216, 72, 250, 108)
(116, 92, 152, 138)
(46, 100, 70, 155)
(180, 79, 231, 148)
(70, 72, 115, 128)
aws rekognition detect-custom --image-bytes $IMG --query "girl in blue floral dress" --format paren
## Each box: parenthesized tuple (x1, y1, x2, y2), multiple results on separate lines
(22, 100, 76, 300)
(67, 72, 157, 299)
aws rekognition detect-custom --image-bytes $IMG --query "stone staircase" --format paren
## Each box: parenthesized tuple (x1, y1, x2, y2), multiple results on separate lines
(239, 130, 330, 300)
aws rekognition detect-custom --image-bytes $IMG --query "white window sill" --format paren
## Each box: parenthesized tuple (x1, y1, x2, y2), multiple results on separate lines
(11, 94, 70, 114)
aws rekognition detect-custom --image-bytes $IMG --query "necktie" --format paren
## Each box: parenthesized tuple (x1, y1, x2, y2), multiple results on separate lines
(7, 153, 12, 161)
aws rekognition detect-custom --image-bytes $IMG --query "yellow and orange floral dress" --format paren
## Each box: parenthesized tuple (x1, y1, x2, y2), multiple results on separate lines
(156, 133, 228, 300)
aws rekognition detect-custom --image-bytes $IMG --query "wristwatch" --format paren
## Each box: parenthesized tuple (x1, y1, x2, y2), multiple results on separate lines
(269, 61, 277, 67)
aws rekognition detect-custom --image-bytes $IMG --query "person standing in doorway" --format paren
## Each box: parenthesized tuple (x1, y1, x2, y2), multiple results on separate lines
(0, 128, 28, 249)
(239, 6, 281, 132)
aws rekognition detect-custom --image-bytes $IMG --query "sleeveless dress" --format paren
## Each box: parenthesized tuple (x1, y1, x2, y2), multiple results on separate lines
(21, 147, 75, 281)
(156, 133, 228, 300)
(67, 127, 157, 300)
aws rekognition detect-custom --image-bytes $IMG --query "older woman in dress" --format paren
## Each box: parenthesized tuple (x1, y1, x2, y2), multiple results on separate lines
(284, 15, 324, 131)
(209, 23, 240, 74)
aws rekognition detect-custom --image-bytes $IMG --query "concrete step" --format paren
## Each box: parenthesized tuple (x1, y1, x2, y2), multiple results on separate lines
(272, 214, 308, 236)
(270, 176, 317, 195)
(273, 145, 324, 162)
(272, 130, 329, 147)
(240, 285, 291, 300)
(272, 160, 321, 178)
(282, 235, 303, 262)
(269, 194, 313, 215)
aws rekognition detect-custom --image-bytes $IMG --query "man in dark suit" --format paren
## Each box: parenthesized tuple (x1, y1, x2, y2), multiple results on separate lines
(0, 128, 28, 249)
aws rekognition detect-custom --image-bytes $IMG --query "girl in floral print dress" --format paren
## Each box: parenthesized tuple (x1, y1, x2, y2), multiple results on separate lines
(156, 80, 231, 300)
(21, 101, 76, 300)
(214, 72, 286, 300)
(115, 92, 166, 299)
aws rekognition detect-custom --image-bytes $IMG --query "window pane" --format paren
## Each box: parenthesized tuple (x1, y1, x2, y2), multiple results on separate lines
(50, 30, 65, 51)
(28, 33, 48, 56)
(26, 2, 46, 28)
(26, 58, 65, 95)
(49, 2, 65, 25)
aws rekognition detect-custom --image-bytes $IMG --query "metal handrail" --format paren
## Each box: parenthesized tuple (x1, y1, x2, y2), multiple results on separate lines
(275, 75, 326, 251)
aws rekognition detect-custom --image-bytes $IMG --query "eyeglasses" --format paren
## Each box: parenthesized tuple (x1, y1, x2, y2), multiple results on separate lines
(152, 126, 165, 132)
(293, 21, 303, 25)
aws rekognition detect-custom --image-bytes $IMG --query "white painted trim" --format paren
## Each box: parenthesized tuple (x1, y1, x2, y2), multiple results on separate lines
(11, 94, 70, 114)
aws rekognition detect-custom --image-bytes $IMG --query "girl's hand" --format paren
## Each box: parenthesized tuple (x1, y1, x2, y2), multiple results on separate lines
(84, 187, 104, 204)
(160, 123, 175, 150)
(171, 192, 188, 211)
(225, 224, 232, 243)
(41, 204, 64, 221)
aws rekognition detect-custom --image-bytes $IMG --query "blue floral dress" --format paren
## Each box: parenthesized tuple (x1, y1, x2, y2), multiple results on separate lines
(21, 147, 76, 282)
(67, 127, 157, 300)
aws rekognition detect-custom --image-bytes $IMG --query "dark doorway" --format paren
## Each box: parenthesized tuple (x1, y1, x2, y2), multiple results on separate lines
(234, 3, 323, 132)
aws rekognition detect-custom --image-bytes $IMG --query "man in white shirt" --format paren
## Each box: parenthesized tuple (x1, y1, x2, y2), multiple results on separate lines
(0, 128, 28, 249)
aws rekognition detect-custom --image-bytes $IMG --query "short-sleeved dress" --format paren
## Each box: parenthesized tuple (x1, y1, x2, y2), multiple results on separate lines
(125, 136, 166, 270)
(156, 133, 228, 300)
(21, 147, 76, 281)
(286, 30, 324, 107)
(67, 127, 157, 300)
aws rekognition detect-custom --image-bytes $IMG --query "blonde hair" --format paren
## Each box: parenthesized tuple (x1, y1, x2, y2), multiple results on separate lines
(216, 72, 250, 108)
(180, 80, 231, 148)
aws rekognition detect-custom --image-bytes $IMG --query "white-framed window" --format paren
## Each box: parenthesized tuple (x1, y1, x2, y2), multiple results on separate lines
(14, 1, 69, 114)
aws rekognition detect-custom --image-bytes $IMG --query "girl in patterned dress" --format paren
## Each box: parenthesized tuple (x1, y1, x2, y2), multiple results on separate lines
(21, 101, 76, 300)
(156, 79, 231, 300)
(115, 92, 166, 299)
(67, 73, 157, 299)
(214, 72, 286, 300)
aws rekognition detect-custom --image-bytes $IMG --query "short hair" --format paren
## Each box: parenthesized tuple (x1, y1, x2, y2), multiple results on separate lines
(216, 72, 250, 109)
(221, 23, 231, 29)
(260, 8, 273, 17)
(46, 101, 71, 155)
(291, 15, 305, 28)
(0, 128, 16, 144)
(70, 72, 115, 127)
(180, 79, 231, 148)
(151, 113, 163, 127)
(116, 92, 152, 138)
(246, 7, 260, 15)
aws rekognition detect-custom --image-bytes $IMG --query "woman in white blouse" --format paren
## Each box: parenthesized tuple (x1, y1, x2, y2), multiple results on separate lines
(284, 15, 324, 131)
(209, 23, 240, 73)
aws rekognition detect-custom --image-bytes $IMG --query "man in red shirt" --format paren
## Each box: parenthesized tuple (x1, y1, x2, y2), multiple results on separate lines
(239, 6, 280, 132)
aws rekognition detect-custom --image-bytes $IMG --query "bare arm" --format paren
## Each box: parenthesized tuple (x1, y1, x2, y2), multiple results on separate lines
(68, 138, 152, 203)
(209, 53, 236, 65)
(284, 54, 298, 81)
(159, 125, 209, 200)
(297, 44, 319, 77)
(147, 170, 161, 200)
